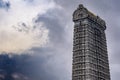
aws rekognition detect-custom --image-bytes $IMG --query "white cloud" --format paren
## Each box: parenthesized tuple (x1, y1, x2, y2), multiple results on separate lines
(0, 0, 58, 53)
(0, 22, 49, 53)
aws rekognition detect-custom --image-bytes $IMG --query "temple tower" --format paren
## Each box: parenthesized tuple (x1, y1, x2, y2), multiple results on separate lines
(72, 4, 111, 80)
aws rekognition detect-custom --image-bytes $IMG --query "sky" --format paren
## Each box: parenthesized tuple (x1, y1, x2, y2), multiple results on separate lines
(0, 0, 120, 80)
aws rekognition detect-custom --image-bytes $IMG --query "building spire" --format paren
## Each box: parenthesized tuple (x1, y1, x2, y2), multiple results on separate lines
(78, 4, 84, 9)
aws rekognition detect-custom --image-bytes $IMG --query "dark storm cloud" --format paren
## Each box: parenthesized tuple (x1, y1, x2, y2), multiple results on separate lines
(0, 54, 57, 80)
(0, 0, 10, 10)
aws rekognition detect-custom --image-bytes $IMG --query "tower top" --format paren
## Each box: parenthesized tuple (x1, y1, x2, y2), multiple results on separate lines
(78, 4, 84, 9)
(73, 4, 106, 29)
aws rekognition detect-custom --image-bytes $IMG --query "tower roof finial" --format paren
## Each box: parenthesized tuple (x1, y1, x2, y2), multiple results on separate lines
(78, 4, 84, 9)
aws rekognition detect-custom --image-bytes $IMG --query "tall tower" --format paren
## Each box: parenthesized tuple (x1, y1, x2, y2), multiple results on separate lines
(72, 4, 111, 80)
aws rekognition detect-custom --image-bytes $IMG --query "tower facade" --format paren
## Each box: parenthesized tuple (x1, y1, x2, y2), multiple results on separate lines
(72, 4, 111, 80)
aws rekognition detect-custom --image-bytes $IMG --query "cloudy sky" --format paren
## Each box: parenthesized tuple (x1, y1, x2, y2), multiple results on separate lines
(0, 0, 120, 80)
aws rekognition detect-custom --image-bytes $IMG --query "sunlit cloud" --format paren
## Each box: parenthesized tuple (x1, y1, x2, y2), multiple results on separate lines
(0, 22, 49, 53)
(0, 0, 59, 54)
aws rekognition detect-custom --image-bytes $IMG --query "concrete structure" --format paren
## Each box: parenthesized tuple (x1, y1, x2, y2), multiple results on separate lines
(72, 4, 111, 80)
